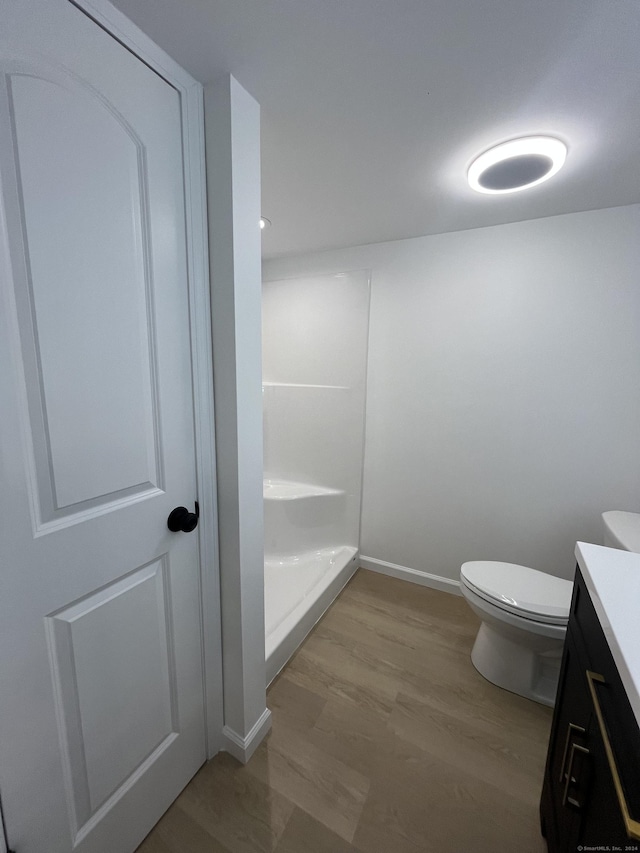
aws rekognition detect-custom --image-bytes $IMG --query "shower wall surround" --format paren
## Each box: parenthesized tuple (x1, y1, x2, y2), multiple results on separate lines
(262, 271, 370, 682)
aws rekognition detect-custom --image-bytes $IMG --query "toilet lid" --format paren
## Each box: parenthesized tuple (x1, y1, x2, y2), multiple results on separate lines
(460, 561, 573, 624)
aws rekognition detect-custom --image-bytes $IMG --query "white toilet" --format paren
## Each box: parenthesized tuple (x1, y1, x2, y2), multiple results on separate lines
(602, 510, 640, 552)
(461, 511, 640, 707)
(460, 561, 573, 707)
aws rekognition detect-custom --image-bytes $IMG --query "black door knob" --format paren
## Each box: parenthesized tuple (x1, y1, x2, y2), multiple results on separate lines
(167, 504, 199, 533)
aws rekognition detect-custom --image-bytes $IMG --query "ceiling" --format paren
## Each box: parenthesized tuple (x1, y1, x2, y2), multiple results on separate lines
(109, 0, 640, 259)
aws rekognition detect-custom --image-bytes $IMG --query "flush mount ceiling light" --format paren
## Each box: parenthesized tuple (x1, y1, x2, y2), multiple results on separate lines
(260, 217, 271, 230)
(467, 136, 567, 194)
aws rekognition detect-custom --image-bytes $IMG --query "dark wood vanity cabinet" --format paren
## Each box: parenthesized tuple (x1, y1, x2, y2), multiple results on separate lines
(540, 568, 640, 852)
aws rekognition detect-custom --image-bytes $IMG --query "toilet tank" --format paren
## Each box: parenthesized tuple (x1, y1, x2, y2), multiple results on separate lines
(602, 511, 640, 552)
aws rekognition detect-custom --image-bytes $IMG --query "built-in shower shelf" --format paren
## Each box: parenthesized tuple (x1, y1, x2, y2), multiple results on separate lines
(263, 479, 344, 500)
(262, 381, 351, 390)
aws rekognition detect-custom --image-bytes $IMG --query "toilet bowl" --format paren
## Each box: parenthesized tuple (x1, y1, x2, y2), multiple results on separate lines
(460, 561, 573, 707)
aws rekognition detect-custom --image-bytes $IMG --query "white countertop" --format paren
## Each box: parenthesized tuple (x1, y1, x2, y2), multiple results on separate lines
(575, 541, 640, 727)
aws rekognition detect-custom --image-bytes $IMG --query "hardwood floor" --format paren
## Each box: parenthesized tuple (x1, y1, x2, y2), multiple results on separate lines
(137, 569, 552, 853)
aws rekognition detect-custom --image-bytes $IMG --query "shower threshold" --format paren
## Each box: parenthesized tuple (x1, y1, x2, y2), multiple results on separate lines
(265, 545, 358, 684)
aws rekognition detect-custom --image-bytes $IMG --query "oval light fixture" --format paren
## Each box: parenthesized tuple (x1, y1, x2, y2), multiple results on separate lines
(260, 217, 271, 230)
(467, 136, 567, 194)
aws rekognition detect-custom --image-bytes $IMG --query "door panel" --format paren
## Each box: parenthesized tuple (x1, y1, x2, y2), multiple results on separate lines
(9, 69, 161, 519)
(0, 2, 209, 851)
(47, 557, 178, 827)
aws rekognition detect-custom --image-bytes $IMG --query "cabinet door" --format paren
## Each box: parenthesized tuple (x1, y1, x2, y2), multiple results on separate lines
(578, 712, 627, 845)
(541, 630, 592, 851)
(578, 671, 640, 847)
(574, 570, 640, 847)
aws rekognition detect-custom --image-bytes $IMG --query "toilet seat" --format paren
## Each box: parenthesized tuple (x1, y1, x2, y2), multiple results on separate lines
(460, 561, 572, 626)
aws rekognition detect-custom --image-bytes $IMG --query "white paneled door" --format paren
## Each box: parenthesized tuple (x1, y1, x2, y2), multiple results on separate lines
(0, 2, 212, 851)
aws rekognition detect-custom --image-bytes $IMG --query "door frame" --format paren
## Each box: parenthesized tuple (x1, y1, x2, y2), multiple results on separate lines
(68, 0, 223, 759)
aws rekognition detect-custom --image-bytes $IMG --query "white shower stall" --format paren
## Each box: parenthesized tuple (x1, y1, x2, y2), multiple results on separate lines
(262, 271, 370, 682)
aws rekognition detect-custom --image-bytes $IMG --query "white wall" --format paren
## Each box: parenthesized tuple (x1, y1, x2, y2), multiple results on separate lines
(264, 205, 640, 583)
(205, 75, 270, 761)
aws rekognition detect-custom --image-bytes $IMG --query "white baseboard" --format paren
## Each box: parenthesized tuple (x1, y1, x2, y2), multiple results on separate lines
(359, 555, 462, 595)
(222, 707, 272, 764)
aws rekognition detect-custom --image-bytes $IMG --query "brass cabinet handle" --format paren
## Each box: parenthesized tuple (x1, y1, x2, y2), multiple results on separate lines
(562, 741, 590, 808)
(560, 722, 586, 783)
(586, 670, 640, 841)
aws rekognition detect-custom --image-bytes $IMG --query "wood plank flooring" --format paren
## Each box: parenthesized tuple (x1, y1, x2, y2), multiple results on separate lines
(137, 569, 553, 853)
